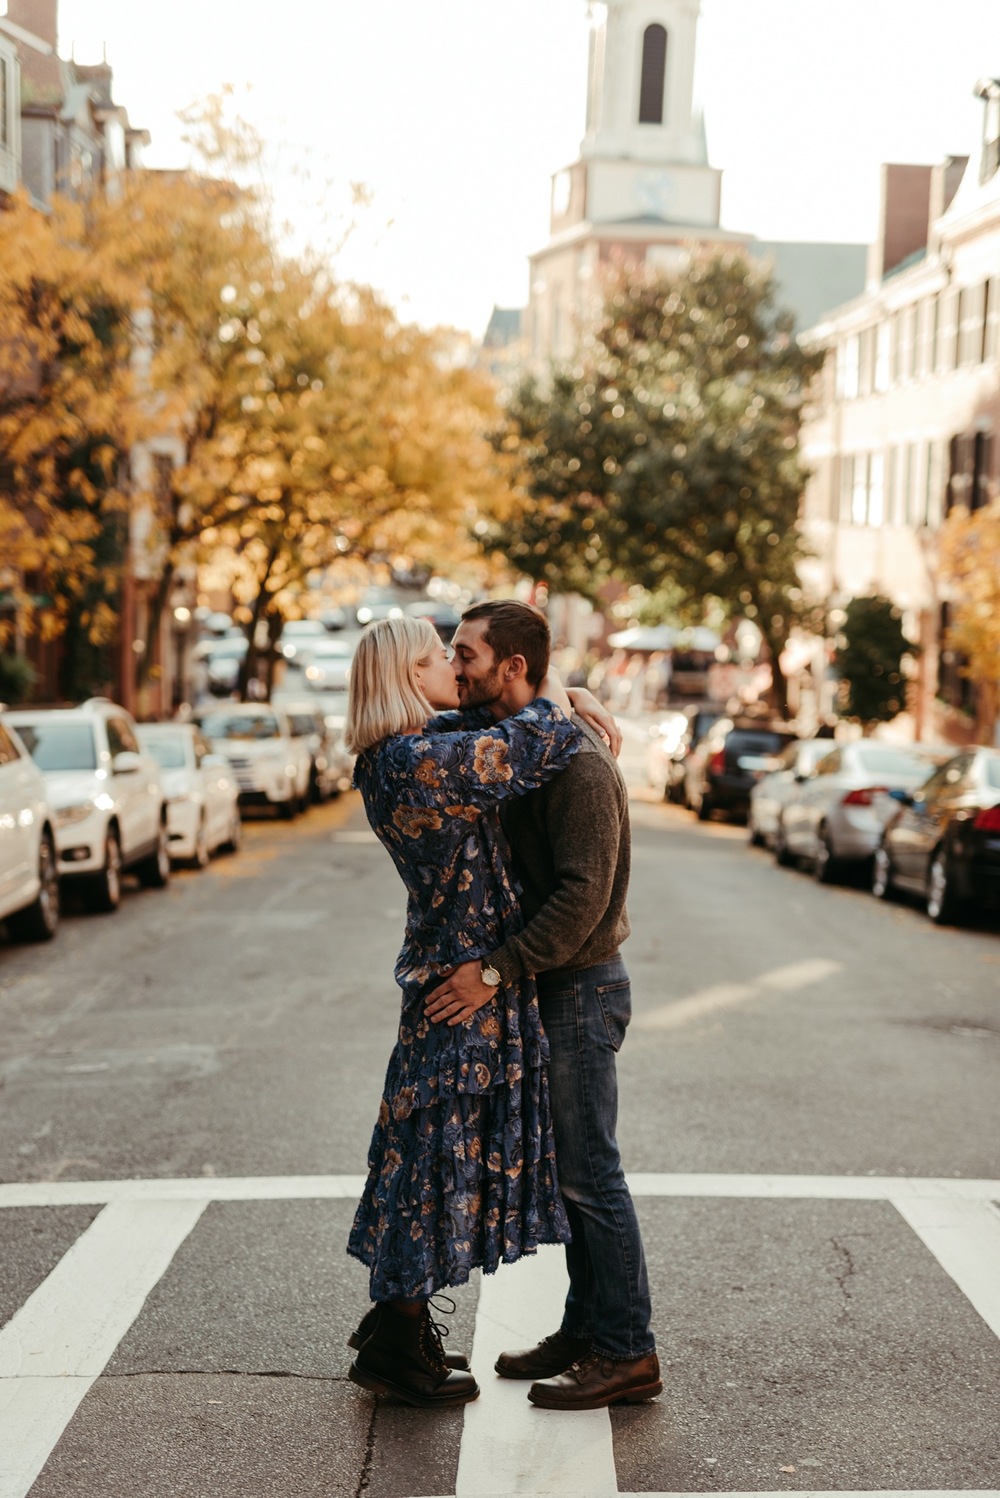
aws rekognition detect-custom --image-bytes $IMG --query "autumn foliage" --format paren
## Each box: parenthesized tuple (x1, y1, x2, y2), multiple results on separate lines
(0, 135, 510, 695)
(939, 499, 1000, 739)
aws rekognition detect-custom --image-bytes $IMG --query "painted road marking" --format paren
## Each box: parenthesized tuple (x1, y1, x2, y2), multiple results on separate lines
(1, 1173, 998, 1209)
(0, 1198, 205, 1498)
(456, 1249, 618, 1498)
(892, 1195, 1000, 1342)
(1, 1177, 999, 1497)
(633, 958, 843, 1032)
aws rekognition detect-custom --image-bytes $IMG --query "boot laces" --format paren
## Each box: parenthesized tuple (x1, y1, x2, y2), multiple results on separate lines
(422, 1295, 455, 1372)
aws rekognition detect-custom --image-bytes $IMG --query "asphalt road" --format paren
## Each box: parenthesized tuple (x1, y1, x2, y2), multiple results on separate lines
(1, 753, 999, 1498)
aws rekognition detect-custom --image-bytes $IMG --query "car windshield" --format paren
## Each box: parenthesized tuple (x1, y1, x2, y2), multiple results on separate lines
(13, 720, 98, 771)
(984, 756, 1000, 790)
(140, 737, 187, 770)
(853, 746, 928, 776)
(199, 711, 280, 741)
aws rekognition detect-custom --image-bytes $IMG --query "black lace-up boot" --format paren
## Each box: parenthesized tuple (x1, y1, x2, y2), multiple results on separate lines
(348, 1295, 470, 1369)
(349, 1303, 479, 1408)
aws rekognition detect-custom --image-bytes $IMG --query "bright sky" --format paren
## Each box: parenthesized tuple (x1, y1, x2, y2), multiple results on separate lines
(44, 0, 1000, 334)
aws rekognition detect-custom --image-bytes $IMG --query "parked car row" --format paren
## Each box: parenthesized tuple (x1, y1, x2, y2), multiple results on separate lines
(0, 693, 356, 947)
(746, 736, 1000, 926)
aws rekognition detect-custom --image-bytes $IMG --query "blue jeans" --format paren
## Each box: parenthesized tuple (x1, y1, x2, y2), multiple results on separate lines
(537, 955, 655, 1361)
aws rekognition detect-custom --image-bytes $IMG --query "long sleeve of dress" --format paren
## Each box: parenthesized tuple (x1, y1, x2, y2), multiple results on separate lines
(383, 701, 581, 829)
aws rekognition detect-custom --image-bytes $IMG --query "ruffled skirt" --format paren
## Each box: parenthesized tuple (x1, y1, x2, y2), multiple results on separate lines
(347, 981, 570, 1300)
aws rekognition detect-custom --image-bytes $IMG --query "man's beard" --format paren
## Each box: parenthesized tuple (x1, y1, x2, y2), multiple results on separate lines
(457, 664, 505, 709)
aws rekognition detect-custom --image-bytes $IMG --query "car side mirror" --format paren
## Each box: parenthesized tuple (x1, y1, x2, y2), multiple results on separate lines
(888, 788, 914, 806)
(112, 750, 143, 775)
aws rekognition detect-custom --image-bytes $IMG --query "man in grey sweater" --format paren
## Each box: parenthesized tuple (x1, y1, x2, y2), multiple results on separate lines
(424, 600, 659, 1410)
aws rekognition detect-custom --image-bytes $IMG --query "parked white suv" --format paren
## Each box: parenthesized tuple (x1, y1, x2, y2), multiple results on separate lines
(195, 703, 312, 817)
(6, 699, 170, 912)
(0, 717, 60, 941)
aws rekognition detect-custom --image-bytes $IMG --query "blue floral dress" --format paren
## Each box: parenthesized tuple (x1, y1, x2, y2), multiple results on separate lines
(346, 701, 582, 1301)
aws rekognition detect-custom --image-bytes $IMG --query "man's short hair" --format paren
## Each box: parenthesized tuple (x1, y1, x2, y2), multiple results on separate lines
(461, 600, 551, 687)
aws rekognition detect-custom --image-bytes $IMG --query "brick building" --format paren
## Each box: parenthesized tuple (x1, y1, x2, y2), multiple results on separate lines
(799, 79, 1000, 745)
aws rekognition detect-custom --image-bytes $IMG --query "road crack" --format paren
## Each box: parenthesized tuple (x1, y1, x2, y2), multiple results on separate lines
(355, 1398, 379, 1497)
(830, 1238, 856, 1322)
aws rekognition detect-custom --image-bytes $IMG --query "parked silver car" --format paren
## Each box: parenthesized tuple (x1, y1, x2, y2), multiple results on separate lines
(748, 739, 834, 849)
(777, 741, 939, 881)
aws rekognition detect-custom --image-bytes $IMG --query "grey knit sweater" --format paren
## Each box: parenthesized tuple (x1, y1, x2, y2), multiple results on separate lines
(487, 715, 631, 982)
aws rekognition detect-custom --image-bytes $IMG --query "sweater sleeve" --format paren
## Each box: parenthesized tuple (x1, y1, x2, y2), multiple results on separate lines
(486, 751, 622, 981)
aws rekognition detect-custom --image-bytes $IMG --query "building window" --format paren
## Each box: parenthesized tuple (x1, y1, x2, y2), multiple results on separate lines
(903, 305, 918, 380)
(868, 452, 885, 525)
(981, 278, 994, 363)
(928, 294, 940, 374)
(841, 336, 860, 400)
(638, 25, 668, 125)
(0, 57, 8, 148)
(874, 322, 891, 392)
(852, 454, 869, 525)
(958, 283, 985, 366)
(885, 445, 897, 524)
(839, 455, 854, 522)
(925, 441, 942, 526)
(902, 444, 916, 525)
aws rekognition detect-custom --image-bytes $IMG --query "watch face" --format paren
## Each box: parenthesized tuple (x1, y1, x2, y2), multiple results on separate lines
(482, 965, 501, 987)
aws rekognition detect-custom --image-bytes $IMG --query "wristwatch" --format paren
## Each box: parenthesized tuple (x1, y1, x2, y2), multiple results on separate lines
(480, 962, 502, 989)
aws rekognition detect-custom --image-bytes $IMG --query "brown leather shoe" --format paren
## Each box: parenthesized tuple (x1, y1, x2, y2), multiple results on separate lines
(528, 1350, 662, 1409)
(495, 1329, 593, 1380)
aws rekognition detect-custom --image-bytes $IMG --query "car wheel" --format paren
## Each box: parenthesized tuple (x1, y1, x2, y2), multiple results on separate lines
(7, 831, 60, 942)
(926, 845, 960, 925)
(224, 810, 243, 854)
(748, 813, 765, 847)
(696, 795, 713, 822)
(138, 818, 171, 888)
(278, 797, 297, 821)
(814, 829, 838, 884)
(89, 828, 122, 913)
(773, 818, 794, 867)
(190, 817, 210, 870)
(872, 843, 895, 900)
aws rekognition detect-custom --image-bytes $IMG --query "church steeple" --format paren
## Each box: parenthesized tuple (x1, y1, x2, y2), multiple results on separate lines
(582, 0, 707, 166)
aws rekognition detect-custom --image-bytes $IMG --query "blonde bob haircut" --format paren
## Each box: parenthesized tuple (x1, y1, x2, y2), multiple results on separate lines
(344, 615, 442, 754)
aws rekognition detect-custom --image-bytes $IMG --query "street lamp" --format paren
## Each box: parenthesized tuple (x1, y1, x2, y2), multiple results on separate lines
(172, 605, 194, 713)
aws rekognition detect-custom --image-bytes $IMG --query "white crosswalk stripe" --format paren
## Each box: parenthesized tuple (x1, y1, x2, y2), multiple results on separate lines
(1, 1174, 999, 1497)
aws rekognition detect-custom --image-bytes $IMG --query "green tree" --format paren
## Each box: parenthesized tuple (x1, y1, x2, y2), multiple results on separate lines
(835, 595, 913, 732)
(492, 254, 822, 714)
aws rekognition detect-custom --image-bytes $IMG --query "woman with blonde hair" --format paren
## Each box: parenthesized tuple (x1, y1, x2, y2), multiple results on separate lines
(343, 614, 583, 1409)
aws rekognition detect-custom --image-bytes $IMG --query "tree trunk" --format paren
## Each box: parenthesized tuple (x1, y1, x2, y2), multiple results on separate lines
(237, 550, 278, 700)
(758, 624, 789, 720)
(136, 557, 176, 693)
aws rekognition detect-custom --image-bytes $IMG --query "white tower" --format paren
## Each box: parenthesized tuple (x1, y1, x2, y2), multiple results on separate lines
(583, 0, 707, 166)
(528, 0, 741, 365)
(553, 0, 720, 231)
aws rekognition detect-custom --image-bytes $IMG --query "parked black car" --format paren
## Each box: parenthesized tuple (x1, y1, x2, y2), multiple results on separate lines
(872, 747, 1000, 923)
(684, 717, 797, 822)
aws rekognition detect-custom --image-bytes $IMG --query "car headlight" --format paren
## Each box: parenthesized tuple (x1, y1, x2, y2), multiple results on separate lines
(55, 801, 95, 826)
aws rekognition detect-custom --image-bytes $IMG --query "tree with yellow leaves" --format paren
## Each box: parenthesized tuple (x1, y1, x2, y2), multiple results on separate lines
(0, 190, 141, 683)
(938, 499, 1000, 742)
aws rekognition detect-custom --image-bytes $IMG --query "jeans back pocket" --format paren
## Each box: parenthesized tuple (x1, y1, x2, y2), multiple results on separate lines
(595, 980, 632, 1052)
